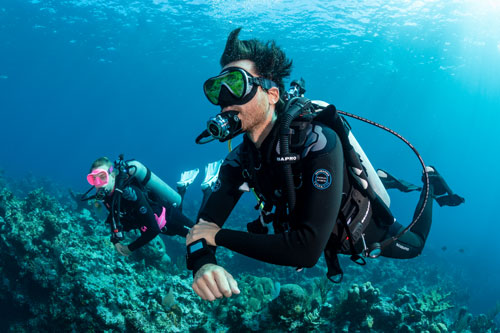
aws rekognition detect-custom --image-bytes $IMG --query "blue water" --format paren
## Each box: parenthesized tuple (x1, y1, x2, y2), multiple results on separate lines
(1, 0, 499, 315)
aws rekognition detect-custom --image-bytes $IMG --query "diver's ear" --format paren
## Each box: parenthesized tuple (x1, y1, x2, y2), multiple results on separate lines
(267, 87, 280, 105)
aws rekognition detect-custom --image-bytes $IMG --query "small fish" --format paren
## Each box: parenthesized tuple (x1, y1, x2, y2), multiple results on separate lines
(458, 248, 465, 253)
(162, 286, 175, 310)
(0, 75, 8, 80)
(441, 246, 447, 251)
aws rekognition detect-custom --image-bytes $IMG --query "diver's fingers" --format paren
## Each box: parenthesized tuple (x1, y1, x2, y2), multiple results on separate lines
(115, 244, 125, 256)
(202, 270, 224, 299)
(192, 281, 208, 300)
(213, 269, 232, 298)
(193, 277, 216, 301)
(188, 224, 216, 245)
(188, 225, 203, 242)
(225, 271, 240, 295)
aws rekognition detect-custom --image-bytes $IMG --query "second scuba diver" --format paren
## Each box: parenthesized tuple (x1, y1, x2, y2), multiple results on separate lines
(84, 156, 222, 256)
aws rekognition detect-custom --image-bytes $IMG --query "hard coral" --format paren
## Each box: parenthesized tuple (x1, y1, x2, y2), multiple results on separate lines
(0, 187, 207, 331)
(417, 289, 454, 319)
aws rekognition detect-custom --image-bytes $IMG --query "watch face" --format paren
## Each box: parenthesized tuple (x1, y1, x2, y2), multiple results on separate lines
(189, 241, 204, 254)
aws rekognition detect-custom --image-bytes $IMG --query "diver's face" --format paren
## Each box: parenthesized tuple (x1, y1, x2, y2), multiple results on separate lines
(90, 167, 115, 193)
(221, 60, 275, 132)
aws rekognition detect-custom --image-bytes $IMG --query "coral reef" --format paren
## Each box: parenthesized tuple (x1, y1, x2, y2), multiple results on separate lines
(0, 179, 498, 332)
(0, 186, 212, 332)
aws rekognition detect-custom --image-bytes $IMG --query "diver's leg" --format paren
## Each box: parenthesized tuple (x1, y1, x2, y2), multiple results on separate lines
(380, 168, 439, 258)
(381, 181, 434, 258)
(196, 160, 221, 218)
(163, 206, 194, 238)
(176, 186, 187, 212)
(379, 166, 465, 258)
(199, 188, 212, 214)
(176, 168, 200, 212)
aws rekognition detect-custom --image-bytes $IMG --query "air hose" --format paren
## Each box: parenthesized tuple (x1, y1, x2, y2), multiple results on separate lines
(278, 97, 313, 213)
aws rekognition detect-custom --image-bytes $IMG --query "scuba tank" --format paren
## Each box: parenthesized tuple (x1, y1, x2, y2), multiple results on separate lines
(126, 160, 181, 208)
(312, 100, 391, 208)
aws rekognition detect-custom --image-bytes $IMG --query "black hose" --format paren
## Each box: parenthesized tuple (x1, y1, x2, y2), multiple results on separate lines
(279, 97, 312, 213)
(110, 155, 131, 238)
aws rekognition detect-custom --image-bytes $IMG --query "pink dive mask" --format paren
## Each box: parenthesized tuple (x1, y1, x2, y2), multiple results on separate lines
(87, 166, 113, 188)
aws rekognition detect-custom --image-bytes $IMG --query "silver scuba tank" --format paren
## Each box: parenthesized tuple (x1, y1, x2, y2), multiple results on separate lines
(127, 160, 182, 207)
(312, 100, 391, 208)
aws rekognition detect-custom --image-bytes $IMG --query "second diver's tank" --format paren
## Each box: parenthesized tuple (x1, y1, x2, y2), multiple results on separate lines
(127, 160, 182, 207)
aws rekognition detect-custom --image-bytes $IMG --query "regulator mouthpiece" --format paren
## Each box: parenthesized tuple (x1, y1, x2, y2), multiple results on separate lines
(206, 110, 242, 142)
(95, 188, 107, 201)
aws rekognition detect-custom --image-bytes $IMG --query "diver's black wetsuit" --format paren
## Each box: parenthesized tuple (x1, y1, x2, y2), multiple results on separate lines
(104, 185, 193, 251)
(191, 121, 434, 273)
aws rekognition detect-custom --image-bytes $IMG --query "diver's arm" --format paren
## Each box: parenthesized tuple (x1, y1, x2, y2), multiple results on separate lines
(188, 151, 245, 274)
(162, 206, 194, 237)
(214, 129, 344, 267)
(122, 186, 161, 252)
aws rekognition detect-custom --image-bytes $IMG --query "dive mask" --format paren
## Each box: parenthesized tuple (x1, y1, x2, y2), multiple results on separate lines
(203, 67, 278, 106)
(86, 167, 113, 188)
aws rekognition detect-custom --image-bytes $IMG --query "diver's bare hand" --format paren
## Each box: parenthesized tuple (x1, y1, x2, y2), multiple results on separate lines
(114, 243, 132, 256)
(186, 219, 220, 246)
(192, 264, 240, 301)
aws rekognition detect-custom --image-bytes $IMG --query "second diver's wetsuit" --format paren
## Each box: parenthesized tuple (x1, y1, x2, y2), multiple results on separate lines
(104, 184, 194, 252)
(190, 120, 436, 274)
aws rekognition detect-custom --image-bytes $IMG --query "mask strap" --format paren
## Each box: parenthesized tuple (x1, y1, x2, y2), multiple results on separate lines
(251, 77, 278, 91)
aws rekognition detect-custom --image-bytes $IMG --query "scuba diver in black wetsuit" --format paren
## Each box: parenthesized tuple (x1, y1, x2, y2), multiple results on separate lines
(84, 156, 223, 256)
(185, 28, 465, 301)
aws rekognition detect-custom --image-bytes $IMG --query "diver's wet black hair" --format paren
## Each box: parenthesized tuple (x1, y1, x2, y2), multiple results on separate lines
(220, 27, 293, 112)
